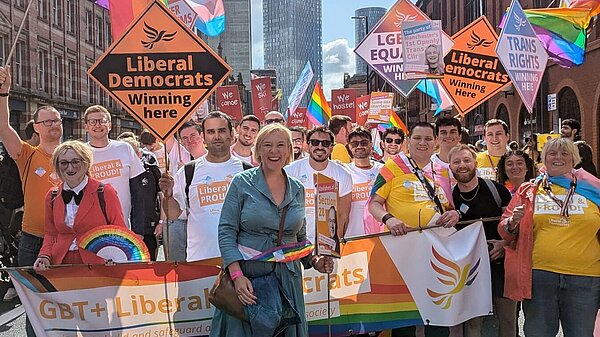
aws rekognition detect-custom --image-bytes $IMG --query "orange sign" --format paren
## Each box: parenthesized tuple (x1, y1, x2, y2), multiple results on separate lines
(88, 0, 231, 141)
(439, 16, 510, 116)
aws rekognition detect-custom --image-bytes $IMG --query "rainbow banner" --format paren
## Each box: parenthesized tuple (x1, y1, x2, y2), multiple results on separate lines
(9, 238, 424, 336)
(96, 0, 169, 39)
(307, 81, 332, 126)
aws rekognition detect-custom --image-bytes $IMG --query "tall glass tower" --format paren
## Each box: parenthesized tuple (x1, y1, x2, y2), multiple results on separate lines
(263, 0, 322, 112)
(355, 7, 386, 75)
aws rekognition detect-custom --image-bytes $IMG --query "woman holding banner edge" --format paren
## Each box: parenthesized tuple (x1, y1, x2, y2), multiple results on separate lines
(210, 124, 333, 337)
(499, 138, 600, 336)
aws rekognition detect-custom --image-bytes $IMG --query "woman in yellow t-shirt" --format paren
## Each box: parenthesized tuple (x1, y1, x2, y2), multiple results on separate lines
(499, 138, 600, 337)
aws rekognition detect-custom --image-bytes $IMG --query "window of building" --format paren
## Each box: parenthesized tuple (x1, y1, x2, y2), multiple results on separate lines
(441, 0, 447, 28)
(14, 42, 24, 87)
(106, 21, 112, 46)
(452, 0, 457, 19)
(52, 0, 62, 28)
(464, 0, 485, 25)
(85, 10, 93, 43)
(38, 49, 48, 92)
(15, 0, 25, 8)
(0, 35, 5, 66)
(38, 0, 49, 20)
(432, 0, 440, 20)
(66, 0, 76, 34)
(67, 59, 76, 99)
(54, 56, 63, 96)
(96, 16, 104, 49)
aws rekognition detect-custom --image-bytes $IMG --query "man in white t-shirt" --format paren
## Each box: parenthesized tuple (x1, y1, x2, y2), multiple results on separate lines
(431, 116, 462, 204)
(159, 112, 248, 261)
(231, 115, 259, 165)
(345, 127, 383, 238)
(84, 105, 145, 230)
(284, 126, 353, 243)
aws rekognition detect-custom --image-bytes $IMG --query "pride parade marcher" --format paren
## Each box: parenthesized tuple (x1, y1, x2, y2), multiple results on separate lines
(368, 122, 459, 337)
(380, 126, 404, 163)
(476, 119, 510, 181)
(496, 149, 535, 195)
(210, 123, 333, 337)
(231, 114, 260, 165)
(329, 115, 353, 164)
(33, 140, 126, 270)
(499, 138, 600, 336)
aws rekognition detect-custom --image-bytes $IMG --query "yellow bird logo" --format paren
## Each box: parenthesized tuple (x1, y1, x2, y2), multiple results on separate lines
(427, 246, 480, 309)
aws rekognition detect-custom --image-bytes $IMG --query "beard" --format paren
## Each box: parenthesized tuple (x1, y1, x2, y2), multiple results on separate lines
(238, 138, 254, 147)
(453, 168, 477, 183)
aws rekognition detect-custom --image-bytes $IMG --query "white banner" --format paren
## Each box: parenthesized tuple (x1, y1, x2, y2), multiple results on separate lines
(380, 222, 492, 326)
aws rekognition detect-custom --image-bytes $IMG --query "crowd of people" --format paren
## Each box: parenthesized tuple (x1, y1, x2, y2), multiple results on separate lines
(1, 60, 600, 337)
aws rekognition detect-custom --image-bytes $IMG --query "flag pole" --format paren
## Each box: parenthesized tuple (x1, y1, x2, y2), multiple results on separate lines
(162, 141, 170, 261)
(4, 0, 35, 66)
(327, 273, 332, 337)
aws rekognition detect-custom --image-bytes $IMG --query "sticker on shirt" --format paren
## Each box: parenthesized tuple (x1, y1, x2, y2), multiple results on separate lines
(459, 203, 470, 214)
(534, 194, 589, 215)
(197, 179, 230, 208)
(305, 188, 316, 207)
(91, 160, 124, 180)
(477, 167, 496, 180)
(352, 182, 372, 202)
(35, 167, 47, 177)
(48, 172, 61, 186)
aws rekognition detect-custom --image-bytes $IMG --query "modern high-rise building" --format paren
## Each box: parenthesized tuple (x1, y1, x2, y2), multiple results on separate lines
(354, 7, 387, 75)
(263, 0, 322, 112)
(202, 0, 252, 89)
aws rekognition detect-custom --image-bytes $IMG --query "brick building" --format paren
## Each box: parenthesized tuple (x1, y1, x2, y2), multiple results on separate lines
(0, 0, 140, 141)
(417, 0, 600, 168)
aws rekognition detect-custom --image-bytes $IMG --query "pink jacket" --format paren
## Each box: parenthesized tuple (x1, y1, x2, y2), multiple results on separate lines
(498, 181, 538, 301)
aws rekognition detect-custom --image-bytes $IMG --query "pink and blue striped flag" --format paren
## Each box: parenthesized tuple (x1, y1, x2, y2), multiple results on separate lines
(187, 0, 225, 37)
(416, 79, 454, 117)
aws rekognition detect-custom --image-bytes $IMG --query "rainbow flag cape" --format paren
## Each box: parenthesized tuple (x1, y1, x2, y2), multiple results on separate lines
(237, 241, 314, 263)
(188, 0, 226, 37)
(416, 79, 453, 117)
(306, 81, 332, 126)
(95, 0, 169, 39)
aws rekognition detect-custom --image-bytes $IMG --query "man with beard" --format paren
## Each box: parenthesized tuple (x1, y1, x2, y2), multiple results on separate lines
(160, 112, 251, 261)
(0, 66, 63, 336)
(449, 144, 515, 337)
(285, 126, 352, 243)
(380, 127, 404, 163)
(231, 115, 260, 165)
(476, 119, 510, 180)
(560, 118, 581, 141)
(289, 126, 307, 161)
(368, 122, 458, 337)
(345, 127, 383, 237)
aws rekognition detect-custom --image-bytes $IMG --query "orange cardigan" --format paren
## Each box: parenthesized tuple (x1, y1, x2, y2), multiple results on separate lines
(498, 181, 538, 301)
(39, 178, 126, 265)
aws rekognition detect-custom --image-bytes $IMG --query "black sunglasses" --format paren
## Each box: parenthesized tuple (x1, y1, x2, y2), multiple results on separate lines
(265, 118, 284, 124)
(384, 138, 402, 145)
(309, 139, 333, 147)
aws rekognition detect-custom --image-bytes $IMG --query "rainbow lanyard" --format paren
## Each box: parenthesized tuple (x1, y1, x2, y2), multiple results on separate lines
(237, 241, 314, 263)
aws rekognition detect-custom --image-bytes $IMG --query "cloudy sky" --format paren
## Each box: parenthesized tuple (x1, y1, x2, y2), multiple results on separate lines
(251, 0, 396, 99)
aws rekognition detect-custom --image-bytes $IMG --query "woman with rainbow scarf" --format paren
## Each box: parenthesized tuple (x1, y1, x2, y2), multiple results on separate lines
(499, 138, 600, 336)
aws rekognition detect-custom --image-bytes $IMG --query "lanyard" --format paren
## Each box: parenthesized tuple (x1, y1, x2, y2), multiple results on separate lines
(542, 174, 577, 218)
(407, 156, 444, 214)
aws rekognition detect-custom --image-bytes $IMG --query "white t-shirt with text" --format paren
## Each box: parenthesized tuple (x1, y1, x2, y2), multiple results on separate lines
(345, 162, 383, 237)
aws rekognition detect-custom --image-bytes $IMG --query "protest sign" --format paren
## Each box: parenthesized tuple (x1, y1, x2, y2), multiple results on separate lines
(331, 88, 357, 121)
(315, 173, 341, 258)
(368, 92, 394, 124)
(250, 76, 272, 120)
(401, 20, 444, 79)
(168, 0, 198, 29)
(216, 85, 242, 121)
(288, 107, 308, 127)
(356, 95, 371, 126)
(88, 0, 231, 142)
(496, 0, 549, 113)
(439, 16, 511, 116)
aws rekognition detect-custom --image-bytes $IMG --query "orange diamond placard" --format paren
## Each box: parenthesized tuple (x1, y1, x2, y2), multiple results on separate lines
(440, 16, 511, 116)
(88, 0, 231, 141)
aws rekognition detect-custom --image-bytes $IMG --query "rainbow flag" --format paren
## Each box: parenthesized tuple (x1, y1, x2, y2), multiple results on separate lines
(188, 0, 226, 37)
(567, 0, 600, 17)
(96, 0, 169, 39)
(416, 79, 454, 116)
(306, 81, 332, 126)
(388, 109, 408, 134)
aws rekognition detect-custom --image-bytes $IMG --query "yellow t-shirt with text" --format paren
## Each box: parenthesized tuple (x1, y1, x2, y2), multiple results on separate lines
(476, 151, 500, 181)
(532, 183, 600, 276)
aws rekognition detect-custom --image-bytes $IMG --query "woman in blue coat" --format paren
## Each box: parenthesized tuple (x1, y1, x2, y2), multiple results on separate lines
(210, 123, 333, 337)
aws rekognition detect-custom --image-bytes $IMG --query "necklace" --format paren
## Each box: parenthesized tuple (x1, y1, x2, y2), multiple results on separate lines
(459, 184, 480, 202)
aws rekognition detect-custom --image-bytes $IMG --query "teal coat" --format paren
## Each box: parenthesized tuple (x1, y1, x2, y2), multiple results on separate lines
(210, 167, 313, 337)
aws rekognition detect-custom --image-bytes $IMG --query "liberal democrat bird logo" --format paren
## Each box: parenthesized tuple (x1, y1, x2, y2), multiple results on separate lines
(394, 11, 418, 28)
(466, 31, 493, 50)
(427, 246, 480, 309)
(142, 22, 176, 49)
(513, 13, 527, 32)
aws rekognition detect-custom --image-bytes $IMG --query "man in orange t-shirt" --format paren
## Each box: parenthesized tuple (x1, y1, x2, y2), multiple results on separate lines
(0, 66, 62, 337)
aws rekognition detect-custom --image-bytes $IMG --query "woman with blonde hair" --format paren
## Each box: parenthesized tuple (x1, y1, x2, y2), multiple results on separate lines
(499, 138, 600, 336)
(211, 124, 333, 337)
(33, 140, 126, 271)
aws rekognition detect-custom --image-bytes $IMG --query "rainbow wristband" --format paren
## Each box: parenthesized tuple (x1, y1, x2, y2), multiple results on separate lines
(230, 270, 243, 281)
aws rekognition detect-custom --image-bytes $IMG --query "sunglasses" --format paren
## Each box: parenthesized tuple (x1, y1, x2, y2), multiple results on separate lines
(265, 118, 284, 124)
(349, 140, 370, 148)
(384, 138, 403, 145)
(309, 139, 332, 147)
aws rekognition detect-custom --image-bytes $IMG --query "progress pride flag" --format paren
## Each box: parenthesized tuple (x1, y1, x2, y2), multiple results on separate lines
(331, 88, 357, 121)
(216, 86, 242, 121)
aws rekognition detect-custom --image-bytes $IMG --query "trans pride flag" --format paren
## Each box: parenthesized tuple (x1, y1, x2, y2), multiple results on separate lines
(416, 79, 453, 117)
(188, 0, 226, 37)
(306, 81, 332, 126)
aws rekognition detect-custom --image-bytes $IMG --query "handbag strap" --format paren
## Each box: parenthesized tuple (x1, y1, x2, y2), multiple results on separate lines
(277, 205, 290, 246)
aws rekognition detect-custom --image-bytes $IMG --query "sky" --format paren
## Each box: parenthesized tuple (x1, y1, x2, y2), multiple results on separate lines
(250, 0, 397, 99)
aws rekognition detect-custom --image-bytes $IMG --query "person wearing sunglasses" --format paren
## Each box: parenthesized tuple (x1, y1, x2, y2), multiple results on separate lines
(0, 66, 64, 337)
(263, 111, 285, 125)
(345, 127, 383, 237)
(380, 127, 405, 163)
(33, 140, 126, 273)
(328, 115, 352, 164)
(285, 126, 353, 243)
